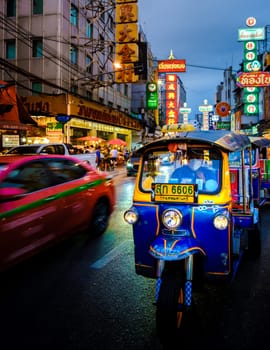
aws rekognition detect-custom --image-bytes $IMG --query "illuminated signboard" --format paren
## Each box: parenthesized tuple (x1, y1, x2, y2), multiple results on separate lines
(238, 27, 265, 41)
(115, 0, 139, 83)
(236, 71, 270, 87)
(146, 82, 158, 109)
(158, 59, 186, 73)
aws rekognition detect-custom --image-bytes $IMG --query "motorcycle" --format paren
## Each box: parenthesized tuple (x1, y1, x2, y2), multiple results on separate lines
(124, 129, 263, 345)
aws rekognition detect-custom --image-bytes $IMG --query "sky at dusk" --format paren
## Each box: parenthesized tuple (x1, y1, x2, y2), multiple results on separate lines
(138, 0, 270, 119)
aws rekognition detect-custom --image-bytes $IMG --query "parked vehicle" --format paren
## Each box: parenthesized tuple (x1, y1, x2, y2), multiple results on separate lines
(0, 155, 115, 271)
(124, 130, 262, 346)
(4, 143, 97, 168)
(228, 136, 270, 207)
(126, 155, 140, 176)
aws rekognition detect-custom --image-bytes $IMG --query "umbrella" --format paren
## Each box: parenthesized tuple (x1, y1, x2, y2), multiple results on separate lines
(76, 136, 105, 142)
(107, 138, 127, 146)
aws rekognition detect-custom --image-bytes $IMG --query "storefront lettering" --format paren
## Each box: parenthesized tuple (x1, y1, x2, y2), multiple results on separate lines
(22, 99, 51, 114)
(77, 104, 139, 130)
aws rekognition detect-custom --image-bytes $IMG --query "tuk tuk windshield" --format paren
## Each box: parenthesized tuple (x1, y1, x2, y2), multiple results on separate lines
(140, 145, 222, 194)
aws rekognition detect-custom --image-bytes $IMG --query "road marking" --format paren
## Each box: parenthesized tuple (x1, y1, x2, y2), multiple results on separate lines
(90, 239, 132, 269)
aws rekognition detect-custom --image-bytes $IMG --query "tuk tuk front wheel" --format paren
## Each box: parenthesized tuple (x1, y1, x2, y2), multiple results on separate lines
(156, 266, 187, 344)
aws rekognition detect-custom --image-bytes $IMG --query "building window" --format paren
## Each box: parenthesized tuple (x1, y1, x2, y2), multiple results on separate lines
(108, 14, 114, 31)
(33, 0, 43, 15)
(71, 85, 78, 94)
(100, 5, 105, 22)
(86, 91, 92, 100)
(86, 56, 92, 74)
(99, 34, 105, 53)
(32, 81, 42, 95)
(70, 4, 78, 26)
(32, 38, 43, 57)
(86, 20, 92, 38)
(7, 0, 16, 17)
(5, 39, 16, 59)
(124, 84, 128, 96)
(70, 45, 78, 64)
(108, 44, 114, 61)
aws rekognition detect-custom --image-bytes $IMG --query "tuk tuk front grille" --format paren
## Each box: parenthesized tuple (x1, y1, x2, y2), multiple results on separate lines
(161, 228, 190, 237)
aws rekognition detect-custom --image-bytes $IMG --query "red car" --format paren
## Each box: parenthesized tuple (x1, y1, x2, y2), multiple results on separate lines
(0, 155, 116, 272)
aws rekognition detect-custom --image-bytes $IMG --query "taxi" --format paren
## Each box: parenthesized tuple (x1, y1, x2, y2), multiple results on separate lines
(0, 155, 116, 271)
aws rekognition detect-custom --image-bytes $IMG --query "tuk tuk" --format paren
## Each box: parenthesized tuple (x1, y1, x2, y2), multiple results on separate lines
(229, 136, 270, 207)
(124, 130, 261, 344)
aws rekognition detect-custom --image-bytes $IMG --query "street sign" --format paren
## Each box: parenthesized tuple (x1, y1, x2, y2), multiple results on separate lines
(199, 105, 213, 112)
(179, 108, 191, 114)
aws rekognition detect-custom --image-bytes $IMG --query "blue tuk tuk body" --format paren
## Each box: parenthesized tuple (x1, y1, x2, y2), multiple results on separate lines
(124, 130, 261, 343)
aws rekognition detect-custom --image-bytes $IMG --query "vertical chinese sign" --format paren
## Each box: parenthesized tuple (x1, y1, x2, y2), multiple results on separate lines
(165, 74, 178, 124)
(115, 0, 139, 83)
(157, 58, 186, 125)
(237, 17, 266, 116)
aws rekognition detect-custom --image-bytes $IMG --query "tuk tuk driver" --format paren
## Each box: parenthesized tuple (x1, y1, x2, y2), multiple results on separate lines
(171, 156, 218, 191)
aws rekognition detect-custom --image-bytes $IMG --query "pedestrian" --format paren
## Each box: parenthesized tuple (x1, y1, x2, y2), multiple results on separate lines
(96, 146, 101, 170)
(110, 147, 118, 169)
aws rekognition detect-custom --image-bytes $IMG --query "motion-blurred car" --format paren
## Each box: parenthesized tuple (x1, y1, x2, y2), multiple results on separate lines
(0, 155, 116, 272)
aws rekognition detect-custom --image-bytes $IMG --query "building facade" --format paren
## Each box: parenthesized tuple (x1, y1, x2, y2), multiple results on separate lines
(0, 0, 142, 150)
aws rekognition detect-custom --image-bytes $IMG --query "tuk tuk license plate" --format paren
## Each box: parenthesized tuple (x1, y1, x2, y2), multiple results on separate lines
(152, 183, 197, 203)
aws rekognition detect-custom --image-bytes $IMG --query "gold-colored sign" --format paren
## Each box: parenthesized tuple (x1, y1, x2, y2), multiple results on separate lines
(115, 23, 138, 43)
(116, 3, 138, 23)
(115, 43, 138, 63)
(114, 64, 138, 83)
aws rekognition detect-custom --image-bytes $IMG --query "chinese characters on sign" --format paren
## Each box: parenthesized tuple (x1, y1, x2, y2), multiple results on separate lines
(157, 56, 186, 125)
(165, 74, 179, 124)
(115, 0, 139, 83)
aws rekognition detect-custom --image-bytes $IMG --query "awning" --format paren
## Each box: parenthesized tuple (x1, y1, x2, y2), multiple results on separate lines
(0, 81, 38, 130)
(0, 119, 28, 130)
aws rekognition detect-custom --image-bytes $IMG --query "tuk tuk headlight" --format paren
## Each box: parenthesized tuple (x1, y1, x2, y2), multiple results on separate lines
(162, 208, 183, 230)
(213, 214, 229, 230)
(124, 207, 139, 224)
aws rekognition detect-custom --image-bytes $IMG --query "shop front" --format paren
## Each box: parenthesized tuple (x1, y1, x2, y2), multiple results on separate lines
(0, 81, 37, 153)
(22, 93, 140, 149)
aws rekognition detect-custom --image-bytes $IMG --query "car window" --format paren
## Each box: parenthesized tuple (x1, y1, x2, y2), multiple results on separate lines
(1, 160, 51, 193)
(47, 159, 87, 184)
(7, 146, 40, 154)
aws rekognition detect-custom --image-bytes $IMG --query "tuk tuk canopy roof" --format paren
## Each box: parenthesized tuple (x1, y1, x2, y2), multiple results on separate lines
(134, 130, 251, 155)
(249, 136, 270, 148)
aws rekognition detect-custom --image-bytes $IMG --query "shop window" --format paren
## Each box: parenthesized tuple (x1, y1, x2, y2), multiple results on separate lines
(70, 4, 78, 27)
(5, 39, 16, 59)
(32, 38, 43, 57)
(33, 0, 43, 15)
(7, 0, 16, 17)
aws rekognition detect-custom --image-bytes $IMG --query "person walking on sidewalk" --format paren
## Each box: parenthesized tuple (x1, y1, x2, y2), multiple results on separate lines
(96, 146, 101, 170)
(110, 147, 118, 169)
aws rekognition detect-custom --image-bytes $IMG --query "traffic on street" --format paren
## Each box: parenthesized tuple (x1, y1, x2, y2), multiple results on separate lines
(0, 171, 270, 350)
